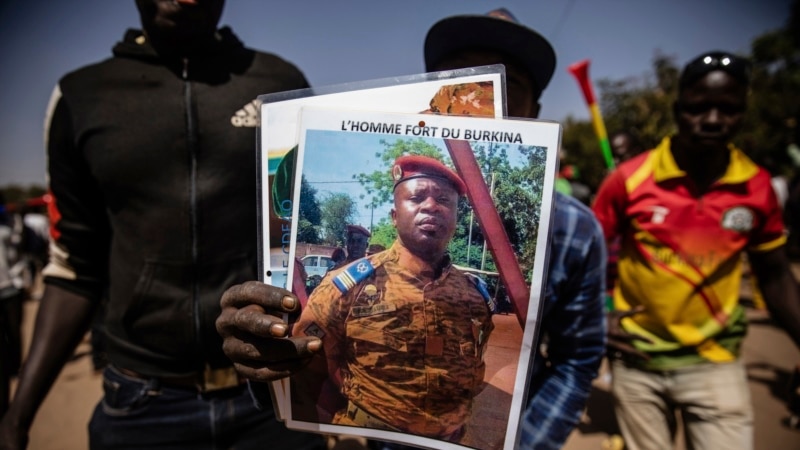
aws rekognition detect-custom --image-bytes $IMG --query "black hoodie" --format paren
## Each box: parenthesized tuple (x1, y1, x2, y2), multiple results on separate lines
(43, 27, 309, 377)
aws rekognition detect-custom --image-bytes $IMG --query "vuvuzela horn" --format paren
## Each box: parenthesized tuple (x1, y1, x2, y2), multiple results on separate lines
(568, 59, 615, 170)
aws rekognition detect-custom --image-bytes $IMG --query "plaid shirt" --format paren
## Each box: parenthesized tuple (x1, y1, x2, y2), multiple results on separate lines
(519, 192, 607, 449)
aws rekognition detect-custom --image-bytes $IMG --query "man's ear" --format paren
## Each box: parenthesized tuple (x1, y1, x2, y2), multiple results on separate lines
(390, 208, 396, 226)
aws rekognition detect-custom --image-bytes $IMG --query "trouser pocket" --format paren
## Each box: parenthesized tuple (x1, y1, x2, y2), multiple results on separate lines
(100, 366, 160, 417)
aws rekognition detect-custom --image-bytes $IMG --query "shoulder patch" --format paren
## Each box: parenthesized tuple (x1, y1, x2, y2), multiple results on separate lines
(721, 206, 754, 233)
(465, 272, 496, 313)
(332, 258, 375, 294)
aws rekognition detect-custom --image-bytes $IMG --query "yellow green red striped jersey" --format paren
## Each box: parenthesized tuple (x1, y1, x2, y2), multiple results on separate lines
(592, 136, 785, 370)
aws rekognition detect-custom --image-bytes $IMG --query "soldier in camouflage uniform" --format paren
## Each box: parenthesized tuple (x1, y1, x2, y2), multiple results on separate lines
(330, 224, 371, 272)
(344, 224, 371, 264)
(291, 155, 494, 441)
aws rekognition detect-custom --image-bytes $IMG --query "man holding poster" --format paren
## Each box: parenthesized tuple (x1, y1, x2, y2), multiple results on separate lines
(1, 1, 324, 449)
(291, 155, 494, 441)
(215, 7, 606, 450)
(422, 8, 608, 449)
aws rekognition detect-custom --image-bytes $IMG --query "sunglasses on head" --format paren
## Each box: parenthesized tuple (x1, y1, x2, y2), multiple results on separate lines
(679, 51, 751, 89)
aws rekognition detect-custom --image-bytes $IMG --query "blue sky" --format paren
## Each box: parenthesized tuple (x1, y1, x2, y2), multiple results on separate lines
(301, 130, 420, 229)
(0, 0, 792, 187)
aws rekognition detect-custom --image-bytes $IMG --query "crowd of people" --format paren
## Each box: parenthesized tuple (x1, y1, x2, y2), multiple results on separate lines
(1, 2, 799, 450)
(0, 195, 49, 418)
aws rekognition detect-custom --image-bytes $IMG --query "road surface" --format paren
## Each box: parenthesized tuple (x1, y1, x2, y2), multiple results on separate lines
(10, 272, 800, 450)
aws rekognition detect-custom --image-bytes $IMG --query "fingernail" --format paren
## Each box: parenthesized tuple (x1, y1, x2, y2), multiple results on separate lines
(308, 339, 322, 352)
(282, 295, 297, 310)
(270, 323, 287, 337)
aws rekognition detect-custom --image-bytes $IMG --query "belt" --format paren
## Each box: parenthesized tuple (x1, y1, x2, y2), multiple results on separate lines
(345, 401, 400, 431)
(117, 365, 244, 393)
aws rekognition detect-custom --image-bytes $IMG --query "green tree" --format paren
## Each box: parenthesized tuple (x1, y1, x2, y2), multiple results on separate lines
(598, 52, 679, 151)
(369, 218, 397, 249)
(498, 145, 548, 277)
(297, 175, 321, 243)
(560, 1, 800, 189)
(562, 52, 680, 191)
(319, 192, 357, 246)
(739, 1, 800, 173)
(353, 138, 449, 209)
(561, 118, 607, 190)
(354, 138, 547, 280)
(0, 184, 47, 206)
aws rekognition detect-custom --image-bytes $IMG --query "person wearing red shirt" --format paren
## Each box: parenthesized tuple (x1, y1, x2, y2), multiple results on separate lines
(593, 51, 800, 450)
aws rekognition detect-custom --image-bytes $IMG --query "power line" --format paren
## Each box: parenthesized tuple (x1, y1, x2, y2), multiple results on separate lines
(550, 0, 577, 40)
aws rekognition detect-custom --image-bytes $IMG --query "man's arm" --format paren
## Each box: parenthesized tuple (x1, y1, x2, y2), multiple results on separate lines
(519, 195, 606, 449)
(1, 86, 110, 450)
(0, 285, 96, 450)
(748, 246, 800, 348)
(591, 171, 653, 360)
(217, 279, 345, 423)
(216, 281, 322, 382)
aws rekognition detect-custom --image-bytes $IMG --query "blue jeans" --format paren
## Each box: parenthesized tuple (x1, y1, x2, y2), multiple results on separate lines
(89, 366, 326, 450)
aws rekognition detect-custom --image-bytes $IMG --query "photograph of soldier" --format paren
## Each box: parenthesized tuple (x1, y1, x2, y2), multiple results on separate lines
(280, 110, 553, 449)
(290, 155, 495, 443)
(331, 224, 371, 270)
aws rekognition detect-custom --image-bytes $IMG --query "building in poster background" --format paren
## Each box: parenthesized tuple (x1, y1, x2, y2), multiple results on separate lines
(280, 107, 560, 450)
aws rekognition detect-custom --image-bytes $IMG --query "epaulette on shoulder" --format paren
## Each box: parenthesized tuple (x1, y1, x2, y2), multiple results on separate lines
(332, 257, 376, 294)
(465, 272, 497, 313)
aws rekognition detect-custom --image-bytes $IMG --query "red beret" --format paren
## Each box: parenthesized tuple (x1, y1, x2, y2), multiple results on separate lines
(346, 224, 371, 237)
(391, 155, 466, 196)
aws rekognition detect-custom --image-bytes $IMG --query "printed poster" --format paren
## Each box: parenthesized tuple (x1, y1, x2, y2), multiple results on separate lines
(283, 107, 560, 450)
(258, 66, 506, 419)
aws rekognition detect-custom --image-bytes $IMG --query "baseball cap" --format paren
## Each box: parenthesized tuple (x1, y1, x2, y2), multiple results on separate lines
(679, 51, 751, 90)
(424, 8, 556, 95)
(392, 155, 467, 197)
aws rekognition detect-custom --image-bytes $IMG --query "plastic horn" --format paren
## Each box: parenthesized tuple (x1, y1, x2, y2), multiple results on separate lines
(568, 59, 615, 170)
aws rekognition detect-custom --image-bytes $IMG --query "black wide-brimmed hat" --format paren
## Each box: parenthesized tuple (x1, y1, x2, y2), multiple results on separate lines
(424, 8, 556, 94)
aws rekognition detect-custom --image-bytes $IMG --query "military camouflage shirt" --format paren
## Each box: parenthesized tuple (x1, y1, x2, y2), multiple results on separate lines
(294, 241, 494, 438)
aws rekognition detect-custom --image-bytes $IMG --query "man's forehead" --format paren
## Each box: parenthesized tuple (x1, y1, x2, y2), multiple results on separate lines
(681, 70, 747, 94)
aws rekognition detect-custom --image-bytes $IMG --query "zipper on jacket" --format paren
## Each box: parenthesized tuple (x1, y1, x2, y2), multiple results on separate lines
(183, 58, 203, 365)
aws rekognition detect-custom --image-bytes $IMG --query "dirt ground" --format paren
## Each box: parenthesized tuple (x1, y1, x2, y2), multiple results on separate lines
(9, 273, 800, 450)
